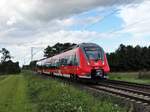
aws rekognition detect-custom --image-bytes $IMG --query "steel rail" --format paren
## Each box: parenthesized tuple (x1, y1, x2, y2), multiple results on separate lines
(98, 82, 150, 97)
(105, 80, 150, 89)
(89, 85, 150, 105)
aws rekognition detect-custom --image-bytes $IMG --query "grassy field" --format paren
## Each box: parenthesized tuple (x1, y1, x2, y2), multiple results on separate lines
(109, 72, 150, 84)
(0, 71, 126, 112)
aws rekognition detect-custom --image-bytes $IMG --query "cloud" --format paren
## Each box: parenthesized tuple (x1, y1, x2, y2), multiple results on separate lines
(0, 0, 141, 24)
(118, 0, 150, 37)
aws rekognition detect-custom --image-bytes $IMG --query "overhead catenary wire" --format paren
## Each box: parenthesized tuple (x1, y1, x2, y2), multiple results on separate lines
(105, 17, 150, 35)
(83, 9, 119, 31)
(22, 47, 44, 65)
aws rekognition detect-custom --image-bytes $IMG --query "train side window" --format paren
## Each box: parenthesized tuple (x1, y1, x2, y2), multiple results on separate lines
(74, 54, 78, 66)
(54, 59, 58, 68)
(67, 55, 73, 66)
(55, 58, 60, 68)
(59, 58, 61, 66)
(66, 56, 69, 65)
(52, 59, 56, 68)
(60, 58, 67, 66)
(52, 60, 56, 68)
(45, 63, 48, 68)
(66, 59, 68, 65)
(47, 63, 52, 68)
(59, 58, 62, 66)
(47, 59, 52, 68)
(50, 59, 53, 67)
(71, 55, 75, 66)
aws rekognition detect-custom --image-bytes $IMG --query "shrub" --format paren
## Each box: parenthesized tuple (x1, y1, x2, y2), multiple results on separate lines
(0, 60, 21, 74)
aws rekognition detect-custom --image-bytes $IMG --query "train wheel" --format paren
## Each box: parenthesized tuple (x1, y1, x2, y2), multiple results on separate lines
(70, 74, 73, 81)
(39, 71, 42, 75)
(70, 74, 78, 81)
(51, 72, 54, 77)
(74, 75, 78, 80)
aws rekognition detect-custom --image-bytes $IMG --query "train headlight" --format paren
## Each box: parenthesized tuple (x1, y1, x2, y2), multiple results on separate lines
(102, 61, 104, 65)
(87, 62, 90, 65)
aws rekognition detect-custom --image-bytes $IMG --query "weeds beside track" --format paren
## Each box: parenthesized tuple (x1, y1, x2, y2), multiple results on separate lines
(38, 72, 150, 112)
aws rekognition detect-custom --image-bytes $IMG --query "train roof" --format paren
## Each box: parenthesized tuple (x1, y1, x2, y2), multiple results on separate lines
(59, 43, 102, 53)
(37, 43, 103, 62)
(76, 43, 102, 48)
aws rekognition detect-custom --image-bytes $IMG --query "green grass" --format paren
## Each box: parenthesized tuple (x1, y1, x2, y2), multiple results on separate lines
(0, 75, 7, 82)
(0, 74, 33, 112)
(0, 71, 126, 112)
(109, 72, 150, 84)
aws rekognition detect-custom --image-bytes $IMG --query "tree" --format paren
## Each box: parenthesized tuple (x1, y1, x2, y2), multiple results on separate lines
(29, 60, 37, 70)
(0, 60, 20, 74)
(0, 48, 11, 63)
(0, 48, 20, 74)
(44, 46, 55, 57)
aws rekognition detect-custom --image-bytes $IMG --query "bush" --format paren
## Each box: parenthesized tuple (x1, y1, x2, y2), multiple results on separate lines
(0, 60, 21, 74)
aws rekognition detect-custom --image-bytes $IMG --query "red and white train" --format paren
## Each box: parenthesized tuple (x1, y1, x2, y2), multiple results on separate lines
(36, 43, 110, 79)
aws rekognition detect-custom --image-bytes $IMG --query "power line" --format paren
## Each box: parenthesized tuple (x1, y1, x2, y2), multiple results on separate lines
(21, 47, 44, 65)
(30, 47, 44, 62)
(83, 9, 119, 31)
(107, 17, 150, 35)
(82, 0, 139, 32)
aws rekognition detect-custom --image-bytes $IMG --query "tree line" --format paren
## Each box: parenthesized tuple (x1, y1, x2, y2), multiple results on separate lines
(107, 44, 150, 72)
(0, 48, 20, 74)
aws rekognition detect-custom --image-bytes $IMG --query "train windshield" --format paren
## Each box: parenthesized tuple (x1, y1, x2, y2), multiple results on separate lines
(84, 47, 103, 60)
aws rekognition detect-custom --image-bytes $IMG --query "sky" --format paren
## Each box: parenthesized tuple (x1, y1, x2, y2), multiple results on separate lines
(0, 0, 150, 66)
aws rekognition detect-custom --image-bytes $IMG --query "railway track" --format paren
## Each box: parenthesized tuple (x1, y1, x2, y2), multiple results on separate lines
(85, 79, 150, 105)
(102, 79, 150, 92)
(59, 78, 150, 105)
(37, 73, 150, 106)
(88, 83, 150, 105)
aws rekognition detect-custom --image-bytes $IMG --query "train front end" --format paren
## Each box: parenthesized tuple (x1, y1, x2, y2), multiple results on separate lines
(79, 43, 110, 79)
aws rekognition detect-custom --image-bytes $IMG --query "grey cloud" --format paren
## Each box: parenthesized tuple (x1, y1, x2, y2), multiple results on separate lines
(0, 0, 143, 35)
(18, 0, 142, 22)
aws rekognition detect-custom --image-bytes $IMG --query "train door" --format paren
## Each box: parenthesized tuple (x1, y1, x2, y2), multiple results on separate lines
(60, 57, 68, 75)
(67, 54, 78, 75)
